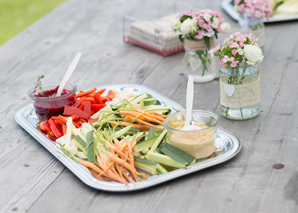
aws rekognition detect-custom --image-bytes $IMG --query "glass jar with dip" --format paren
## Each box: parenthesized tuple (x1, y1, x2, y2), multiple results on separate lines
(28, 81, 77, 122)
(164, 110, 219, 159)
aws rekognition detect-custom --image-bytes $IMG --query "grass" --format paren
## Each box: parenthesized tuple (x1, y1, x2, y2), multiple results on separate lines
(0, 0, 66, 46)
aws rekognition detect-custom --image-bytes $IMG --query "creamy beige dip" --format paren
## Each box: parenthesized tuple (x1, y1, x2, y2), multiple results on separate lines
(169, 123, 215, 159)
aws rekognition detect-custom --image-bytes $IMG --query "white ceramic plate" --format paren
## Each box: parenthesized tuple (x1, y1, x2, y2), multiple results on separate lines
(15, 84, 241, 192)
(221, 0, 298, 23)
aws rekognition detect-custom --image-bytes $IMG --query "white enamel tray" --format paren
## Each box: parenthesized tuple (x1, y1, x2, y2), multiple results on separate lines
(15, 84, 241, 192)
(221, 0, 298, 23)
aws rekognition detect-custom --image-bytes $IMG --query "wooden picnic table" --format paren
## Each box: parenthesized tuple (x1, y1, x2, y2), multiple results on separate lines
(1, 0, 298, 212)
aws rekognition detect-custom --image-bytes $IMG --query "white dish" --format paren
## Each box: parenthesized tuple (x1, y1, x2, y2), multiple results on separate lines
(15, 84, 241, 192)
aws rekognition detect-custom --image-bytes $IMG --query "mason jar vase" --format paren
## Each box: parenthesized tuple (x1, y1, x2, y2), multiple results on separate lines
(238, 16, 265, 50)
(219, 63, 261, 120)
(184, 38, 217, 83)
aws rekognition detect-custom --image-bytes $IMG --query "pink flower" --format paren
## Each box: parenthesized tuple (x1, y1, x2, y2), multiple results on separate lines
(195, 31, 204, 40)
(230, 43, 239, 48)
(234, 0, 241, 4)
(213, 43, 221, 52)
(230, 57, 235, 62)
(230, 61, 239, 67)
(220, 60, 226, 68)
(232, 49, 238, 55)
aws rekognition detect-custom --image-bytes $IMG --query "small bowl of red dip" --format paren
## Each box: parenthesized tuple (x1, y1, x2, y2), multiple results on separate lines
(28, 81, 77, 122)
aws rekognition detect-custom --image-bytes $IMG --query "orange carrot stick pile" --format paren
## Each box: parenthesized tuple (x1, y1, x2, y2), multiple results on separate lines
(80, 140, 147, 184)
(109, 108, 169, 130)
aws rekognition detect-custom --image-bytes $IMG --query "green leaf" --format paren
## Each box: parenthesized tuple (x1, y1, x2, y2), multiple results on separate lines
(179, 34, 184, 43)
(204, 37, 211, 50)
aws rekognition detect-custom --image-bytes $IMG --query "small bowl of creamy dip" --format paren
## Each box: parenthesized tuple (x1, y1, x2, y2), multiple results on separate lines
(163, 110, 219, 159)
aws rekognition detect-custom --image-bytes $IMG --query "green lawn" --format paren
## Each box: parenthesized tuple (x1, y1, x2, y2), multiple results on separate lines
(0, 0, 66, 45)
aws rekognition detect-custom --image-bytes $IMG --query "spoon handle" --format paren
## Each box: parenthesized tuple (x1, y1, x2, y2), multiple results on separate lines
(56, 52, 81, 96)
(185, 75, 194, 126)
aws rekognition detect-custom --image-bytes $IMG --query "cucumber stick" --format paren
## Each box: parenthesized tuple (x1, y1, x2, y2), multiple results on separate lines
(140, 98, 156, 107)
(134, 157, 157, 165)
(113, 124, 132, 138)
(160, 143, 195, 166)
(146, 152, 186, 168)
(133, 136, 158, 152)
(148, 127, 155, 140)
(149, 129, 167, 152)
(134, 161, 158, 175)
(86, 130, 95, 162)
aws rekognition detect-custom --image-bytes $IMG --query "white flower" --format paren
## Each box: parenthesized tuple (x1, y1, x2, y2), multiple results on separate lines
(223, 37, 230, 44)
(223, 55, 230, 63)
(255, 11, 261, 18)
(220, 23, 230, 34)
(243, 44, 264, 65)
(246, 9, 252, 17)
(237, 48, 243, 55)
(212, 18, 219, 28)
(180, 18, 198, 35)
(203, 13, 211, 22)
(203, 30, 215, 37)
(171, 18, 181, 31)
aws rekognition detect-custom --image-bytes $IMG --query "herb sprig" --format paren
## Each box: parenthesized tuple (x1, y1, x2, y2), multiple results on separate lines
(36, 75, 44, 96)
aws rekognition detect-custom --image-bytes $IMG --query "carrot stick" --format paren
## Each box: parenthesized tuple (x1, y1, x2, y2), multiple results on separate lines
(104, 141, 130, 161)
(76, 87, 97, 98)
(97, 155, 127, 184)
(125, 115, 163, 129)
(88, 168, 106, 181)
(127, 140, 135, 167)
(109, 121, 150, 130)
(114, 138, 123, 150)
(80, 160, 103, 174)
(108, 152, 140, 181)
(149, 111, 169, 118)
(98, 162, 114, 177)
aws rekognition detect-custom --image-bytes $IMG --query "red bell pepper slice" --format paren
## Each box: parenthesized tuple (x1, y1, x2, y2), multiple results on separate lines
(76, 87, 97, 98)
(71, 115, 79, 121)
(48, 118, 63, 139)
(63, 105, 90, 120)
(101, 97, 109, 103)
(43, 121, 51, 132)
(91, 104, 106, 112)
(94, 93, 103, 104)
(82, 97, 95, 104)
(73, 121, 81, 128)
(72, 98, 83, 108)
(106, 90, 114, 101)
(61, 123, 67, 135)
(84, 101, 91, 117)
(96, 89, 106, 96)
